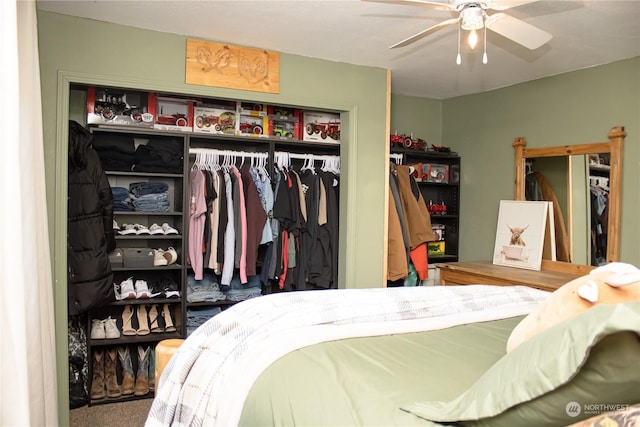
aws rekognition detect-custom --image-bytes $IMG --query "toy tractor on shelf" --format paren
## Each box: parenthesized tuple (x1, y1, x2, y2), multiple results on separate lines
(390, 132, 427, 151)
(156, 113, 188, 127)
(195, 112, 235, 132)
(305, 120, 341, 141)
(239, 121, 264, 135)
(94, 91, 145, 123)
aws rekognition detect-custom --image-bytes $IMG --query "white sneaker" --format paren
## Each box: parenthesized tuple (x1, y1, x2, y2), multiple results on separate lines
(90, 319, 106, 339)
(119, 277, 136, 299)
(154, 249, 168, 266)
(104, 316, 120, 339)
(149, 223, 164, 235)
(161, 223, 179, 235)
(113, 220, 120, 232)
(119, 223, 137, 235)
(135, 224, 151, 235)
(135, 279, 151, 299)
(163, 247, 178, 265)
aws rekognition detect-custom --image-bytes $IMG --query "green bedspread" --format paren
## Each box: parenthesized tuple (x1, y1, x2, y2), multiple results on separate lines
(240, 316, 524, 426)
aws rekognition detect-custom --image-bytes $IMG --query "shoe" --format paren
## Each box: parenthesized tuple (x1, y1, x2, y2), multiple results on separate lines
(137, 305, 150, 336)
(104, 316, 120, 339)
(90, 349, 106, 400)
(148, 304, 163, 333)
(90, 319, 106, 340)
(134, 346, 151, 396)
(118, 277, 136, 300)
(135, 280, 151, 299)
(162, 304, 176, 333)
(118, 347, 135, 396)
(161, 223, 179, 235)
(149, 223, 164, 235)
(163, 247, 178, 265)
(148, 348, 156, 392)
(113, 220, 120, 232)
(149, 280, 164, 298)
(154, 249, 168, 267)
(105, 348, 121, 398)
(135, 224, 151, 235)
(163, 280, 180, 298)
(119, 223, 137, 236)
(122, 305, 137, 336)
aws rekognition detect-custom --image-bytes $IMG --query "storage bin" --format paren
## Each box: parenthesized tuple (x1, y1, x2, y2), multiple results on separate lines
(122, 247, 155, 268)
(109, 248, 124, 268)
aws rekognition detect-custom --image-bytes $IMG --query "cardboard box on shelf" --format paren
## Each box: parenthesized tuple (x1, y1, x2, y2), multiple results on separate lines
(193, 105, 236, 135)
(87, 86, 154, 128)
(149, 93, 196, 132)
(268, 106, 302, 139)
(238, 102, 267, 117)
(303, 111, 341, 143)
(237, 114, 268, 137)
(431, 224, 445, 241)
(423, 163, 450, 183)
(427, 241, 445, 256)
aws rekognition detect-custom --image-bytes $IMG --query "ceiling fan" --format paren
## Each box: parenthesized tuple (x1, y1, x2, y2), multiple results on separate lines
(365, 0, 552, 64)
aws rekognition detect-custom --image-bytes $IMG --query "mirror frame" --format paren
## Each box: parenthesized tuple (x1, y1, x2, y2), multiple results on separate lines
(513, 126, 626, 275)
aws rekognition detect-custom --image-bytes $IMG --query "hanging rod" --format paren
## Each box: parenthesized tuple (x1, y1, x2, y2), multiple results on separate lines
(189, 147, 268, 159)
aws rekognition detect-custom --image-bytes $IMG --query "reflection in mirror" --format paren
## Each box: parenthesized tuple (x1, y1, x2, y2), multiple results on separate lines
(513, 126, 626, 274)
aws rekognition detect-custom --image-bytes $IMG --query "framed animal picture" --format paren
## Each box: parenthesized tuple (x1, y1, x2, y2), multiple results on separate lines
(492, 200, 554, 271)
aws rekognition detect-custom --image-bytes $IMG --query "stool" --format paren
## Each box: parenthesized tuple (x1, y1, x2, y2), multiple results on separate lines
(154, 338, 185, 392)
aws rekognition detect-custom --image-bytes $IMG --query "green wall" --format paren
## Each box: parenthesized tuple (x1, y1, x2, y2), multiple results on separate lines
(390, 94, 442, 145)
(442, 57, 639, 265)
(37, 11, 389, 424)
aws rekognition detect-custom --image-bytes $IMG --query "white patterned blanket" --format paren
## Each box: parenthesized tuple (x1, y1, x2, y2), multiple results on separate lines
(146, 285, 549, 426)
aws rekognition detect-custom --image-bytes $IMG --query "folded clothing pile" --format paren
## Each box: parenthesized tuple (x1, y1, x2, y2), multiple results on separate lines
(93, 133, 136, 172)
(132, 138, 183, 174)
(187, 272, 226, 303)
(220, 274, 262, 302)
(128, 182, 170, 212)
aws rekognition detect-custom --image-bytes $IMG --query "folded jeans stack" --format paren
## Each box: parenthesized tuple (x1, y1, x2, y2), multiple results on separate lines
(112, 186, 134, 212)
(186, 306, 222, 336)
(129, 182, 170, 212)
(220, 274, 262, 302)
(187, 272, 226, 303)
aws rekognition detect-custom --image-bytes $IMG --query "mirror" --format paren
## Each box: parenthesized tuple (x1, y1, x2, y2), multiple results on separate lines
(513, 126, 626, 274)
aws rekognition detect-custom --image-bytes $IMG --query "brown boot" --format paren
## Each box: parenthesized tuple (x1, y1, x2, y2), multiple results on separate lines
(90, 349, 106, 400)
(105, 348, 121, 398)
(134, 346, 150, 396)
(118, 346, 135, 395)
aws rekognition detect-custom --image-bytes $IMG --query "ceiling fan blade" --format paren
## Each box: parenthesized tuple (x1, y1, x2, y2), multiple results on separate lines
(485, 13, 552, 49)
(361, 0, 455, 11)
(390, 17, 460, 48)
(484, 1, 539, 11)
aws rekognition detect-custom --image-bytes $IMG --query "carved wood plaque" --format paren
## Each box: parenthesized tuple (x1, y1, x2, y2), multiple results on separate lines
(185, 39, 280, 94)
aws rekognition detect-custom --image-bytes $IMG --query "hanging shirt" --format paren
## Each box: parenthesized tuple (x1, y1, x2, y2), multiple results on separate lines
(188, 168, 208, 280)
(221, 170, 236, 286)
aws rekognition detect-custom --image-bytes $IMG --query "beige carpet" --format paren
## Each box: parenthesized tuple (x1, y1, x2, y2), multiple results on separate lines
(69, 398, 153, 427)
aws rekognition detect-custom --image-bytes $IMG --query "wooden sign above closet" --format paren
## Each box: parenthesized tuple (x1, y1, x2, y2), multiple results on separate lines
(185, 38, 280, 94)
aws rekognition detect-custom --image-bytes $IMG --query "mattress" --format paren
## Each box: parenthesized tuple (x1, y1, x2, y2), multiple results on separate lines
(240, 316, 524, 426)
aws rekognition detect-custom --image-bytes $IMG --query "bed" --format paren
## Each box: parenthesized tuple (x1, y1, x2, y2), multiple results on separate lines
(145, 282, 640, 427)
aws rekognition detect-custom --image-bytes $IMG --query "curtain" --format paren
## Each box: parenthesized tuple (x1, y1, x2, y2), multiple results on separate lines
(1, 1, 58, 425)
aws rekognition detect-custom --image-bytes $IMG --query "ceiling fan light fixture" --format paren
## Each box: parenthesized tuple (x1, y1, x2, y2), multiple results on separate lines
(460, 5, 484, 30)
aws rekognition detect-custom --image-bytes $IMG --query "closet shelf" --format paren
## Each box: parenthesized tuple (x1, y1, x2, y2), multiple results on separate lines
(89, 332, 182, 346)
(111, 265, 183, 272)
(106, 171, 183, 178)
(114, 211, 183, 216)
(115, 235, 183, 240)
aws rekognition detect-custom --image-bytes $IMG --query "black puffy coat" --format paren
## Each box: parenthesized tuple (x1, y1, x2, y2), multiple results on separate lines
(67, 121, 116, 315)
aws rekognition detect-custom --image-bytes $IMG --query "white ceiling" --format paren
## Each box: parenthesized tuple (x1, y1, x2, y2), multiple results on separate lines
(36, 0, 640, 99)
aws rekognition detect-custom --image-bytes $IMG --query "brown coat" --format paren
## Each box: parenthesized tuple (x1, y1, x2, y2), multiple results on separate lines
(394, 164, 435, 248)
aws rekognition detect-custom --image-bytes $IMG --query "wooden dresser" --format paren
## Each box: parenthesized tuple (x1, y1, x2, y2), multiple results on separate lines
(435, 260, 591, 292)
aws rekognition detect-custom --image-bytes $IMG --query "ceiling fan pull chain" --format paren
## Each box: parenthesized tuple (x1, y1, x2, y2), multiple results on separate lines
(483, 16, 488, 64)
(456, 21, 462, 65)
